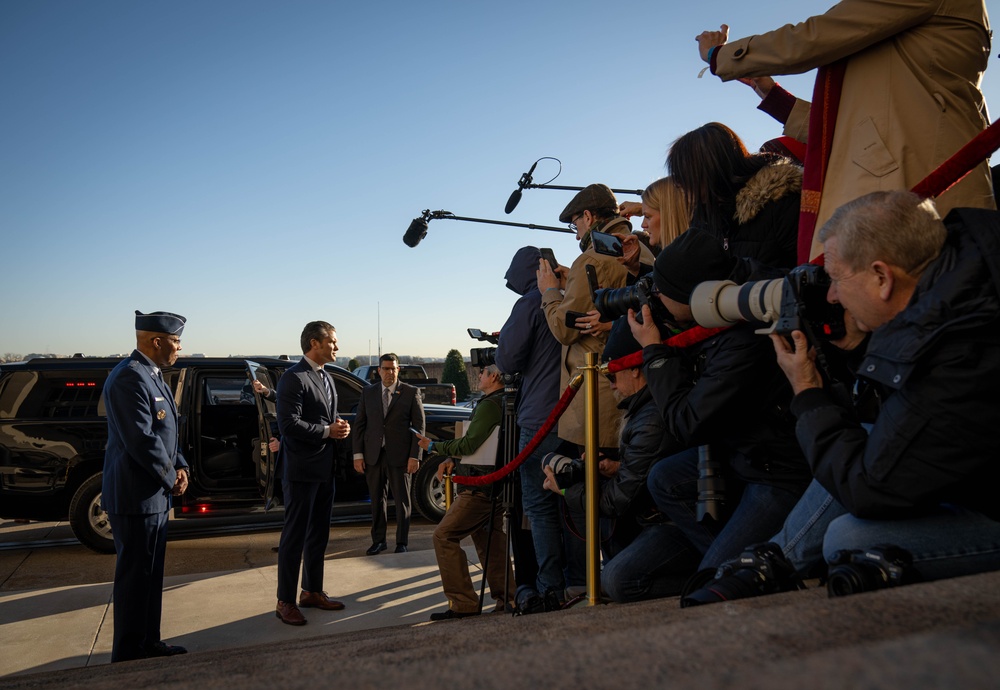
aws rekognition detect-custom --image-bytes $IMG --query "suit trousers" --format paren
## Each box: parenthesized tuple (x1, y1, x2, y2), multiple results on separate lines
(364, 449, 412, 545)
(108, 510, 169, 662)
(277, 477, 335, 602)
(432, 490, 515, 614)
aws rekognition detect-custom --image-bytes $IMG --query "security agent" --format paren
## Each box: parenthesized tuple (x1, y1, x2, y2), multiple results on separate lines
(102, 310, 189, 661)
(685, 191, 1000, 604)
(628, 229, 811, 570)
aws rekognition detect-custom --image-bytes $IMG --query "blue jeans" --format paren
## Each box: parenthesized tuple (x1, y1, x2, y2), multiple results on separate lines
(601, 522, 702, 603)
(769, 480, 1000, 582)
(647, 447, 805, 569)
(823, 504, 1000, 581)
(518, 427, 567, 594)
(770, 479, 847, 574)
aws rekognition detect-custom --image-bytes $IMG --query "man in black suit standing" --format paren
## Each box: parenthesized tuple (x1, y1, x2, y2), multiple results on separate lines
(353, 353, 426, 554)
(103, 310, 189, 662)
(274, 321, 351, 626)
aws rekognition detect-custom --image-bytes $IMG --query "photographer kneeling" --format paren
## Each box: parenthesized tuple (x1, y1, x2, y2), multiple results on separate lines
(541, 329, 701, 602)
(685, 191, 1000, 605)
(416, 364, 515, 620)
(629, 230, 812, 572)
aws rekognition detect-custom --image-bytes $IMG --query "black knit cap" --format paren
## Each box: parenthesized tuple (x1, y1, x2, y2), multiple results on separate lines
(558, 183, 618, 224)
(653, 230, 736, 304)
(602, 318, 641, 363)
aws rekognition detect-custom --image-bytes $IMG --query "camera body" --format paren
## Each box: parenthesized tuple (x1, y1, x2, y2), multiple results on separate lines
(775, 264, 847, 340)
(680, 541, 804, 607)
(690, 264, 846, 341)
(826, 544, 918, 598)
(593, 273, 675, 329)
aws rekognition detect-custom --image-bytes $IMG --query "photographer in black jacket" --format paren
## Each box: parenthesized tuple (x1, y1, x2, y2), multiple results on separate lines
(628, 229, 812, 570)
(685, 192, 1000, 605)
(541, 328, 701, 602)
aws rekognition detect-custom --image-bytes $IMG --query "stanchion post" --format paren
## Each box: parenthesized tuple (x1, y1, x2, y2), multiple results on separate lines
(583, 351, 601, 605)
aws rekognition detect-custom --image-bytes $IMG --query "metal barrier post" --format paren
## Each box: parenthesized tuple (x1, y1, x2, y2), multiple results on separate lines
(583, 351, 601, 605)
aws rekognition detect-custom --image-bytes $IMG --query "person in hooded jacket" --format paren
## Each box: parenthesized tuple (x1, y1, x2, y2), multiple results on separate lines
(496, 246, 571, 601)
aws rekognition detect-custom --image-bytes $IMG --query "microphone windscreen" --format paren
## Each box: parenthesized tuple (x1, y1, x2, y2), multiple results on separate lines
(504, 189, 522, 215)
(403, 217, 429, 247)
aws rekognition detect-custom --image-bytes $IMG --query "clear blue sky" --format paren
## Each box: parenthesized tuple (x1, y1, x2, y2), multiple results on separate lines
(2, 1, 997, 361)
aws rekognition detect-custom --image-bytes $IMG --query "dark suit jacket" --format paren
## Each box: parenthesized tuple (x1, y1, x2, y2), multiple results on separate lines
(352, 381, 425, 467)
(102, 350, 188, 515)
(276, 358, 339, 483)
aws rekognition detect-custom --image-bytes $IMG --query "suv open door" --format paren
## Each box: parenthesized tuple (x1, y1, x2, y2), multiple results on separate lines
(246, 360, 282, 510)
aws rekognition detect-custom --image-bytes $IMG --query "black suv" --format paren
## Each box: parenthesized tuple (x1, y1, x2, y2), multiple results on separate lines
(0, 356, 467, 553)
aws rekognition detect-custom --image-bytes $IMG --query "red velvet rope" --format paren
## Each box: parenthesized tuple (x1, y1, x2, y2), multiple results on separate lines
(451, 375, 582, 486)
(911, 118, 1000, 201)
(452, 325, 727, 487)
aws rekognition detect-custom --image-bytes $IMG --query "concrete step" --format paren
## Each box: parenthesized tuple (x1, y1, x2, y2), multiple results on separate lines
(2, 570, 998, 689)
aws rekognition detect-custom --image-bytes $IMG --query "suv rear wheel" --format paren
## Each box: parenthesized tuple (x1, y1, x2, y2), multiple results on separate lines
(68, 473, 115, 554)
(412, 457, 447, 522)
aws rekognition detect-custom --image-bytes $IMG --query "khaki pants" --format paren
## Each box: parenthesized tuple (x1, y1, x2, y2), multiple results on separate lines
(432, 490, 515, 613)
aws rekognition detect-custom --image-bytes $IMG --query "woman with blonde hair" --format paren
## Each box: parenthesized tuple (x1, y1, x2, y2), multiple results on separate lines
(620, 177, 691, 255)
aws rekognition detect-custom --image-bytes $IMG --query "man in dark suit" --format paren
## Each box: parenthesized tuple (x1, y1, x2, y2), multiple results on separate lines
(352, 353, 425, 554)
(102, 310, 190, 662)
(274, 321, 351, 626)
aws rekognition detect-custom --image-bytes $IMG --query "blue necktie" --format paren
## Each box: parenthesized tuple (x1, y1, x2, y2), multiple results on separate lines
(320, 370, 333, 408)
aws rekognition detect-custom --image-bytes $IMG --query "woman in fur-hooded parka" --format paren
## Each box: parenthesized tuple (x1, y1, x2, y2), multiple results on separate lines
(670, 122, 803, 269)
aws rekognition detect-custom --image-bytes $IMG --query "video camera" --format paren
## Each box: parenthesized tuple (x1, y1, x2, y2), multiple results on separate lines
(467, 328, 498, 368)
(689, 264, 846, 341)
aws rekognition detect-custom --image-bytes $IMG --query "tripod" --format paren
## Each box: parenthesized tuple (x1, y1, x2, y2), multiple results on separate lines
(476, 373, 520, 613)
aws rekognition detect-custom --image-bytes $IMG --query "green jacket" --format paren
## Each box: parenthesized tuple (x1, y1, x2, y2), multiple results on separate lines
(433, 389, 503, 492)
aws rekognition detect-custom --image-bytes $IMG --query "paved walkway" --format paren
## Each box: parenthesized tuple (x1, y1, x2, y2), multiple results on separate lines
(0, 548, 475, 677)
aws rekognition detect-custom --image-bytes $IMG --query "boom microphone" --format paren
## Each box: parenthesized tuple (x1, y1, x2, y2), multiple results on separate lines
(504, 161, 538, 214)
(403, 215, 429, 247)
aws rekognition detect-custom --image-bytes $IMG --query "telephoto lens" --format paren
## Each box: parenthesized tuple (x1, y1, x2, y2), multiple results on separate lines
(696, 446, 726, 522)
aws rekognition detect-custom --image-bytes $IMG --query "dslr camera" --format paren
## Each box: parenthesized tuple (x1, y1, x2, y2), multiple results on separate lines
(826, 544, 919, 598)
(681, 541, 805, 608)
(593, 273, 677, 330)
(690, 264, 846, 341)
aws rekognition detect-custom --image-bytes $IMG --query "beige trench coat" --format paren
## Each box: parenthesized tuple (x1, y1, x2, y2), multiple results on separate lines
(714, 0, 994, 258)
(540, 222, 655, 448)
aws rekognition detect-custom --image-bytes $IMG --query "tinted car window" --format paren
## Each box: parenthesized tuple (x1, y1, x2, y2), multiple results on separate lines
(0, 370, 108, 419)
(329, 370, 361, 414)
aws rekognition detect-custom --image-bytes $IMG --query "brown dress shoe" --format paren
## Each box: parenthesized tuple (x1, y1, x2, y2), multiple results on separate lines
(299, 590, 346, 610)
(276, 600, 307, 625)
